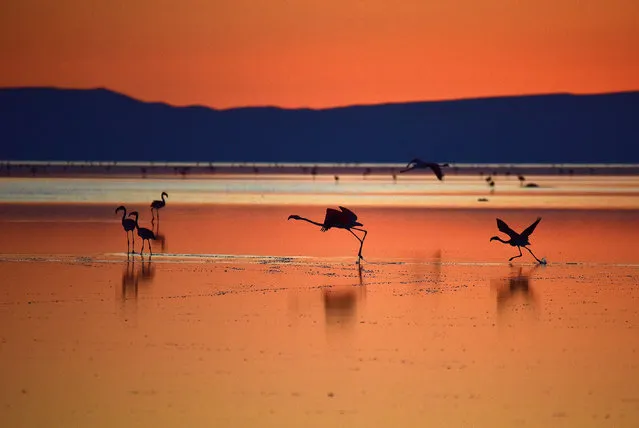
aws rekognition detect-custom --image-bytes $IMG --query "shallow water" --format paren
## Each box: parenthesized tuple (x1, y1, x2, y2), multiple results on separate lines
(1, 174, 638, 208)
(1, 176, 639, 427)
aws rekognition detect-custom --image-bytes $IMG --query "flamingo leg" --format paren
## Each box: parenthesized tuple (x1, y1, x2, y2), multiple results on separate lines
(509, 246, 523, 262)
(352, 227, 368, 260)
(132, 232, 136, 254)
(347, 228, 367, 262)
(126, 231, 130, 254)
(524, 246, 543, 263)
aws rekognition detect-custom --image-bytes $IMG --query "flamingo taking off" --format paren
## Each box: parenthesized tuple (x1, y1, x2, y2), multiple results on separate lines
(288, 206, 368, 263)
(490, 217, 546, 264)
(400, 158, 450, 181)
(128, 211, 156, 255)
(115, 205, 136, 254)
(150, 192, 168, 221)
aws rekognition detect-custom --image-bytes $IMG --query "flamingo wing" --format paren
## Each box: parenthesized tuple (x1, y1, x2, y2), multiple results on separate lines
(496, 218, 519, 240)
(400, 158, 422, 172)
(323, 208, 342, 227)
(425, 163, 444, 180)
(338, 206, 359, 223)
(520, 217, 542, 238)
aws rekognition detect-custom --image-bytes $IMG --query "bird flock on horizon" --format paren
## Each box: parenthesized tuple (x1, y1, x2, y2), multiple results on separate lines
(117, 160, 546, 265)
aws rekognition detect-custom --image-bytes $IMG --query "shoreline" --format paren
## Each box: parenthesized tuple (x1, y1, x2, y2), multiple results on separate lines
(2, 160, 639, 178)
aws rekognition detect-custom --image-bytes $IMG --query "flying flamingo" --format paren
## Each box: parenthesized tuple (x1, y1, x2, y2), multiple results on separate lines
(288, 206, 368, 263)
(150, 192, 168, 222)
(490, 217, 546, 264)
(400, 159, 450, 181)
(128, 211, 156, 255)
(115, 205, 136, 254)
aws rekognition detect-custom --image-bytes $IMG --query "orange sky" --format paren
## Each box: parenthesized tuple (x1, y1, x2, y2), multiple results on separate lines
(1, 0, 638, 108)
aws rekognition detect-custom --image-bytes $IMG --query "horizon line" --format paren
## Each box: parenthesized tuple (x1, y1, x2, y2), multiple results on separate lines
(3, 160, 639, 168)
(1, 85, 638, 111)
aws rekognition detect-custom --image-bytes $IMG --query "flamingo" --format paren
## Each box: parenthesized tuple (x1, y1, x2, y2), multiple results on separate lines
(115, 205, 136, 254)
(518, 175, 540, 188)
(400, 159, 449, 181)
(288, 206, 368, 263)
(128, 211, 156, 255)
(150, 192, 168, 222)
(490, 217, 546, 264)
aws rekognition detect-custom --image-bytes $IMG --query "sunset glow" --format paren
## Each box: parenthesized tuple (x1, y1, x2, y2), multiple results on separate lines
(1, 0, 638, 108)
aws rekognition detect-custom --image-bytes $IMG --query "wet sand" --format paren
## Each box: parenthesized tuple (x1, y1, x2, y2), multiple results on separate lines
(1, 183, 639, 427)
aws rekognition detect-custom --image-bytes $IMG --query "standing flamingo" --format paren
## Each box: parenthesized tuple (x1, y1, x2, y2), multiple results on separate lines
(288, 206, 368, 263)
(400, 159, 450, 181)
(128, 211, 156, 255)
(150, 192, 168, 222)
(115, 205, 136, 254)
(490, 217, 546, 264)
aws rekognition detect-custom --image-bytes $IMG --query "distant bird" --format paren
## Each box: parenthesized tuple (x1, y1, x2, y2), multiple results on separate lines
(288, 206, 368, 263)
(487, 177, 495, 193)
(115, 205, 136, 253)
(518, 175, 539, 188)
(150, 192, 168, 221)
(128, 211, 156, 255)
(400, 159, 449, 181)
(490, 217, 546, 264)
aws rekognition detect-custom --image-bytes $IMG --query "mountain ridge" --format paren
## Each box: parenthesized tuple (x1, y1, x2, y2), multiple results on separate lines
(1, 87, 638, 163)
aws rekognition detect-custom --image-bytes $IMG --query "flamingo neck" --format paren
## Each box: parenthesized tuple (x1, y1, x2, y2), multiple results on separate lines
(296, 217, 325, 228)
(490, 236, 510, 244)
(120, 209, 127, 221)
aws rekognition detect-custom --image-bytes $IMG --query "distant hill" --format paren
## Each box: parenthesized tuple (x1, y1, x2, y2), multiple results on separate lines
(0, 87, 638, 163)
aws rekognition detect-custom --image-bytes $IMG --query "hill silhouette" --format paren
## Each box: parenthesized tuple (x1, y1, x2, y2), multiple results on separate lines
(1, 87, 637, 163)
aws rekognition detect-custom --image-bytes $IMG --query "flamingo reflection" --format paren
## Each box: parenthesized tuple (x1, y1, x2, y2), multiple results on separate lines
(138, 257, 156, 285)
(323, 265, 366, 326)
(121, 258, 138, 301)
(491, 265, 541, 314)
(152, 214, 167, 253)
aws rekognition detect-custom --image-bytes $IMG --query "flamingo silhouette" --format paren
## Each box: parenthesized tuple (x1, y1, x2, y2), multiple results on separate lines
(115, 205, 136, 254)
(400, 159, 450, 180)
(288, 206, 368, 263)
(490, 217, 545, 264)
(518, 175, 540, 188)
(150, 192, 168, 222)
(128, 211, 156, 255)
